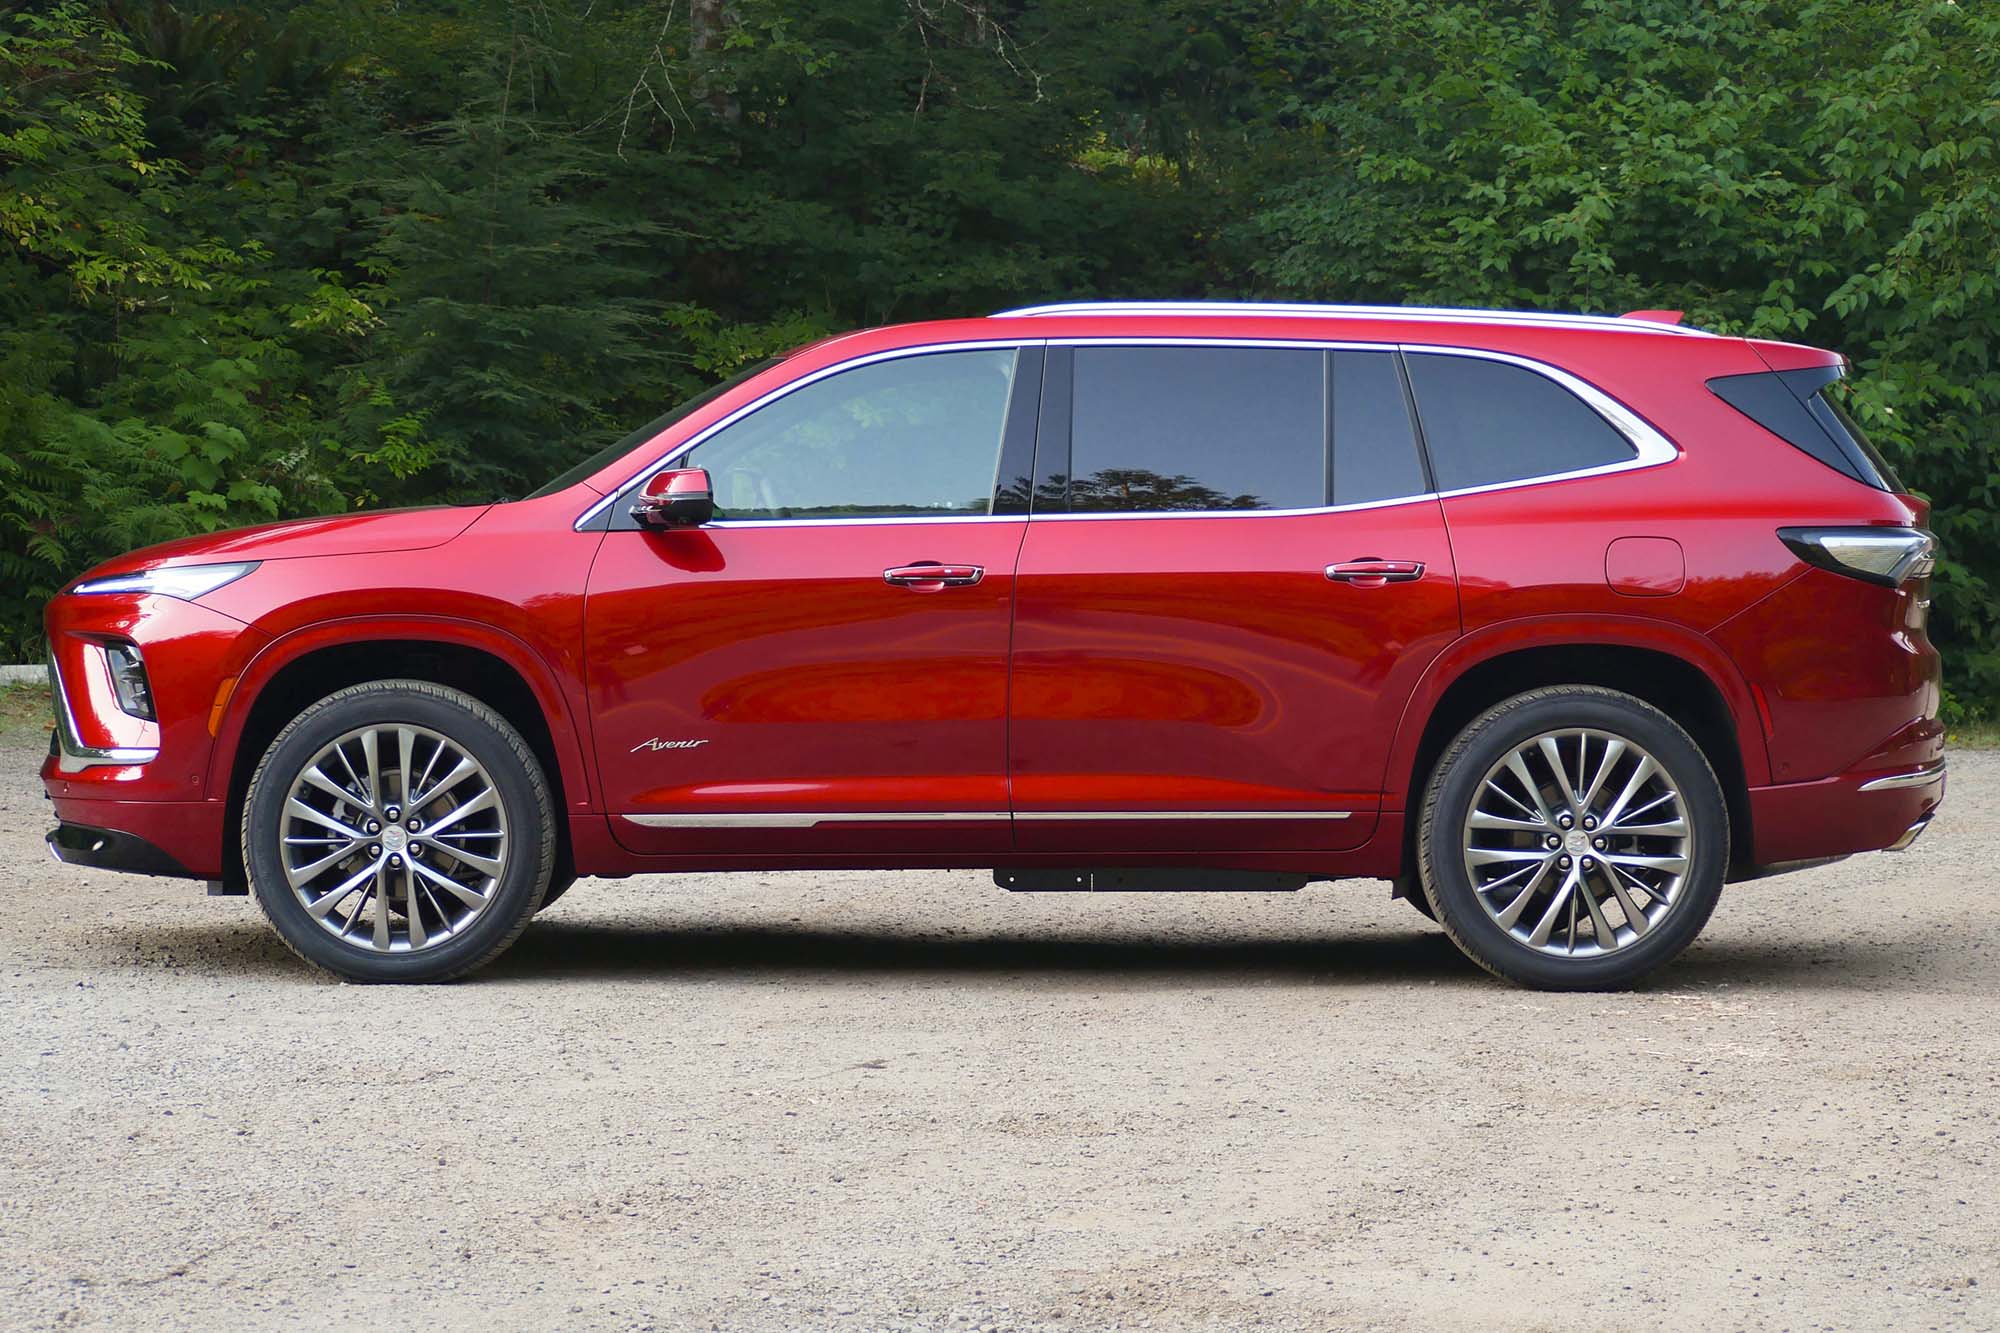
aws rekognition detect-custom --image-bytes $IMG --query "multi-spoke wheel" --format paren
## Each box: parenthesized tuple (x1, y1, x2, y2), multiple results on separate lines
(244, 680, 555, 983)
(1416, 686, 1727, 990)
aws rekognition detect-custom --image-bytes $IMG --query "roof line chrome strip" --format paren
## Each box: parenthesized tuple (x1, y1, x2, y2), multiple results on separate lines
(992, 301, 1713, 337)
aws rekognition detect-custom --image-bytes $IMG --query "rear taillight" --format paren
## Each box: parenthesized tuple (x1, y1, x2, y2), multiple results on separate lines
(1778, 527, 1936, 588)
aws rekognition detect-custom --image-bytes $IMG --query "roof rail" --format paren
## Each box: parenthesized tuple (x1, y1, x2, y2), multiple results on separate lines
(989, 301, 1713, 337)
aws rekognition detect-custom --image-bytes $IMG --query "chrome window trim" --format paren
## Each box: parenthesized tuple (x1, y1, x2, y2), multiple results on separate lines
(1403, 344, 1680, 499)
(575, 336, 1680, 531)
(1858, 763, 1946, 793)
(46, 645, 157, 772)
(993, 301, 1715, 338)
(621, 809, 1354, 828)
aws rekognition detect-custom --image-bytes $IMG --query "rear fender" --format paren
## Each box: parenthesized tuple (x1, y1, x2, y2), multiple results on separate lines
(1383, 615, 1771, 810)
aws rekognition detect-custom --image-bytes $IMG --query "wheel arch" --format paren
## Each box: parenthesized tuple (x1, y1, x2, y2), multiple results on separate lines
(211, 619, 591, 892)
(1388, 621, 1765, 879)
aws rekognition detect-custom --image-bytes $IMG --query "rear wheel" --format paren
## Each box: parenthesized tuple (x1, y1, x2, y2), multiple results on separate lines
(243, 680, 555, 983)
(1416, 686, 1727, 990)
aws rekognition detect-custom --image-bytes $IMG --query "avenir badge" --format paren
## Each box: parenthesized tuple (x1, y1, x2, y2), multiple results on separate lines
(631, 737, 710, 753)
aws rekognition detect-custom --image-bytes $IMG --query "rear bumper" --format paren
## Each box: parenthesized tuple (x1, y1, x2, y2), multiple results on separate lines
(1747, 759, 1945, 867)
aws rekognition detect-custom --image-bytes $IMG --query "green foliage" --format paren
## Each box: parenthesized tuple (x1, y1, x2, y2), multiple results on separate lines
(1, 0, 1996, 714)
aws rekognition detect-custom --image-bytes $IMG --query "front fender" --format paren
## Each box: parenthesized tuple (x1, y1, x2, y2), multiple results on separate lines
(209, 615, 598, 814)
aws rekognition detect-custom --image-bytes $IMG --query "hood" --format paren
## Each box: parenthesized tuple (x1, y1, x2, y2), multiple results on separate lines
(75, 505, 489, 582)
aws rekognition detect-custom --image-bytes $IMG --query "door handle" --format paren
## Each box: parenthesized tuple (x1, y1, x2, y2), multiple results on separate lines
(883, 562, 984, 589)
(1325, 559, 1425, 588)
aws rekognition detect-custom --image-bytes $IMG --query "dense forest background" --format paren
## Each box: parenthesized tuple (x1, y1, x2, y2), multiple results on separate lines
(3, 0, 1996, 714)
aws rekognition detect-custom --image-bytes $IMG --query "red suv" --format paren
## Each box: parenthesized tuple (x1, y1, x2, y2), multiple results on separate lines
(42, 303, 1944, 988)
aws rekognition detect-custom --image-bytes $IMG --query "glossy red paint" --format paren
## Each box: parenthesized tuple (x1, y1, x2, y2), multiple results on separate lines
(39, 305, 1943, 893)
(584, 520, 1025, 856)
(1008, 501, 1459, 854)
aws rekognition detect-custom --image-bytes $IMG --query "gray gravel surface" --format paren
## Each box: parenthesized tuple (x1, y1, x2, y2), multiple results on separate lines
(3, 738, 1995, 1331)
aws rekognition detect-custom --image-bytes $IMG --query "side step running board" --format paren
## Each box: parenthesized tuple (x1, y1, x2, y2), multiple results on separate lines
(995, 868, 1313, 892)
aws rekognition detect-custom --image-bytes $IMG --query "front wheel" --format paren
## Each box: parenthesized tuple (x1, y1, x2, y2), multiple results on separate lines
(243, 680, 556, 983)
(1416, 686, 1728, 991)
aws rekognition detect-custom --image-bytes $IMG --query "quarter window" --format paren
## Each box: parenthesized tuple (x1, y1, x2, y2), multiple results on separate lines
(1405, 353, 1635, 492)
(682, 349, 1020, 520)
(1066, 347, 1324, 512)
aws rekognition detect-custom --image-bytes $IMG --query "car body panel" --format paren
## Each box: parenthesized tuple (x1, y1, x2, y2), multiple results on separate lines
(1008, 501, 1459, 852)
(582, 519, 1027, 856)
(38, 305, 1944, 893)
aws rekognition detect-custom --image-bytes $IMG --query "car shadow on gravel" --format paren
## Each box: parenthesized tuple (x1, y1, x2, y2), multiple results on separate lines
(68, 920, 1910, 990)
(476, 921, 1909, 991)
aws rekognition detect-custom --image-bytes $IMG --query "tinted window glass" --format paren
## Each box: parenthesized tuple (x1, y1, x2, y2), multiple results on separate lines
(1067, 347, 1323, 512)
(1707, 370, 1858, 482)
(1331, 350, 1427, 504)
(684, 349, 1018, 520)
(1405, 354, 1635, 491)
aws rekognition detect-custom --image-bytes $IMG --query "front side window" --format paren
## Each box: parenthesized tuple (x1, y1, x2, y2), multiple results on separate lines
(1405, 353, 1636, 492)
(1065, 346, 1324, 512)
(682, 349, 1020, 520)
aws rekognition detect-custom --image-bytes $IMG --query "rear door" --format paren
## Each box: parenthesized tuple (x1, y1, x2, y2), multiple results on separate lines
(1008, 343, 1461, 854)
(585, 344, 1040, 856)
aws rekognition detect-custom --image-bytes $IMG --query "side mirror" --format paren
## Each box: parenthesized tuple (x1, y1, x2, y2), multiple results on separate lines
(631, 467, 715, 529)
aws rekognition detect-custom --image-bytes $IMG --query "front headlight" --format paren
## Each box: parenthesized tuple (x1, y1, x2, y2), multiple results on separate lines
(71, 561, 260, 601)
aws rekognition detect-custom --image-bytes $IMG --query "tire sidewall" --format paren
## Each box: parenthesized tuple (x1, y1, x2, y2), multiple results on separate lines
(1419, 690, 1728, 990)
(245, 684, 552, 982)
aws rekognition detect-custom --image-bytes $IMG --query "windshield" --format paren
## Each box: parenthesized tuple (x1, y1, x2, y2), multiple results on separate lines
(520, 357, 784, 501)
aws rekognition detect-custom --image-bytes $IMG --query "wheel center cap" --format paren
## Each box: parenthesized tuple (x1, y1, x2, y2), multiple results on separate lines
(1564, 830, 1590, 855)
(380, 825, 410, 855)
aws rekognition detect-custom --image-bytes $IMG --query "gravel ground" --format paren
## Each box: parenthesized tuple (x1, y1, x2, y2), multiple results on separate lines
(3, 735, 1995, 1332)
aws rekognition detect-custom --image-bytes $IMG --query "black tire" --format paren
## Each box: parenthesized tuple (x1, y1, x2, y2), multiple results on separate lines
(1415, 686, 1728, 991)
(243, 680, 556, 983)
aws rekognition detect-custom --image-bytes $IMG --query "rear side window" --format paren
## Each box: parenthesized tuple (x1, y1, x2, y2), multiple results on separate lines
(1707, 366, 1901, 491)
(1067, 346, 1323, 512)
(1330, 350, 1427, 504)
(1404, 353, 1636, 492)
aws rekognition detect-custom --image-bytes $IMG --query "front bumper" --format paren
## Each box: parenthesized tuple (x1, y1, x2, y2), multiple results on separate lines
(46, 822, 197, 878)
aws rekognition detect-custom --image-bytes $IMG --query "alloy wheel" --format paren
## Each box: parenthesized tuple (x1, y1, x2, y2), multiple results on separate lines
(279, 724, 510, 953)
(1460, 727, 1693, 958)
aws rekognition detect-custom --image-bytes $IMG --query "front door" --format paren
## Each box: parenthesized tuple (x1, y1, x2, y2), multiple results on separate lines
(1009, 343, 1461, 854)
(585, 344, 1041, 856)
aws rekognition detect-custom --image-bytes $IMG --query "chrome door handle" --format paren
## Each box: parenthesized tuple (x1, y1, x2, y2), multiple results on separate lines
(883, 562, 984, 589)
(1326, 559, 1425, 587)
